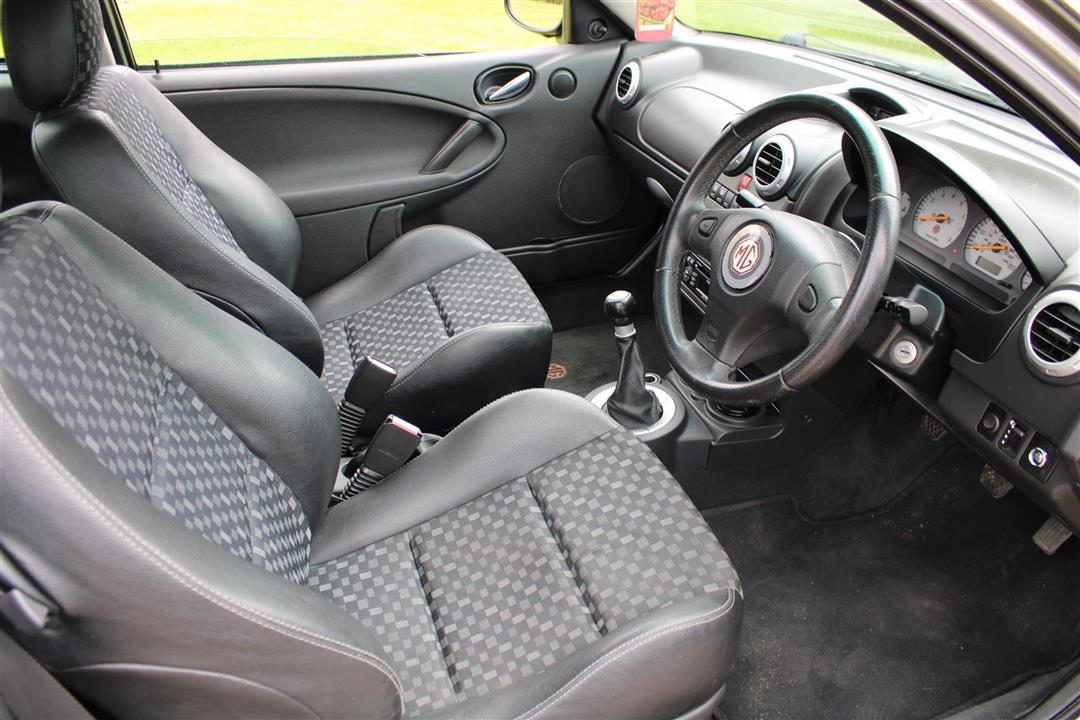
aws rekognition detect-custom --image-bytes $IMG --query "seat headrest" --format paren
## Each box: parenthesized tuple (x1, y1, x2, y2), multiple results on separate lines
(3, 0, 104, 111)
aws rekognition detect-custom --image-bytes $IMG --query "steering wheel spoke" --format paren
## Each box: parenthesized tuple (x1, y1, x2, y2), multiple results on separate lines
(695, 296, 747, 372)
(686, 203, 728, 256)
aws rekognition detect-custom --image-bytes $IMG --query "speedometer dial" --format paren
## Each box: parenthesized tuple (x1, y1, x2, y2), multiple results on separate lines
(913, 186, 968, 248)
(964, 218, 1021, 280)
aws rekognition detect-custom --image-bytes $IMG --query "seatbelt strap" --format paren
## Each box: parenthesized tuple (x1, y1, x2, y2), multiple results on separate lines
(0, 631, 92, 720)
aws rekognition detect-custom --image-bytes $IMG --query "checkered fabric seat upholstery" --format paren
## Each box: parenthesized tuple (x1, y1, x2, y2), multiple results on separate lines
(308, 427, 741, 715)
(1, 201, 741, 719)
(314, 245, 553, 433)
(10, 0, 552, 437)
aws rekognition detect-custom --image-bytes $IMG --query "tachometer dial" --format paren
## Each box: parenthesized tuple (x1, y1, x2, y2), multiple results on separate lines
(964, 218, 1021, 280)
(913, 186, 968, 248)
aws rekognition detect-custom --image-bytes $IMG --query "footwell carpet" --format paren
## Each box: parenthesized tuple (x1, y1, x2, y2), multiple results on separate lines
(708, 449, 1080, 720)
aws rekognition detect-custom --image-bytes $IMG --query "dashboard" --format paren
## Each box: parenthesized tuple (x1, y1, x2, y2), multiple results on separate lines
(597, 35, 1080, 533)
(836, 155, 1033, 308)
(898, 172, 1029, 302)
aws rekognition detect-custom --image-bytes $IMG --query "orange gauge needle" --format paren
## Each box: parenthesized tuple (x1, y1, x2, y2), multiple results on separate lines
(969, 244, 1008, 251)
(917, 214, 950, 222)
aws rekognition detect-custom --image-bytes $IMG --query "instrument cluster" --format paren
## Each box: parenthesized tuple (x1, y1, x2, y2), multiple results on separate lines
(898, 171, 1031, 303)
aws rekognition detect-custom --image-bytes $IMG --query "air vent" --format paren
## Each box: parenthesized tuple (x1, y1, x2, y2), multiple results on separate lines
(1032, 304, 1080, 363)
(614, 61, 640, 107)
(753, 135, 795, 197)
(1023, 289, 1080, 382)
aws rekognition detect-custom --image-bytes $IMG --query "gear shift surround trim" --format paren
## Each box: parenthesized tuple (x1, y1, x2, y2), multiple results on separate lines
(588, 383, 680, 437)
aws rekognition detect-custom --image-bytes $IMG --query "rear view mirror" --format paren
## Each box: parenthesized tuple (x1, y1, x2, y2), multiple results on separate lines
(504, 0, 564, 37)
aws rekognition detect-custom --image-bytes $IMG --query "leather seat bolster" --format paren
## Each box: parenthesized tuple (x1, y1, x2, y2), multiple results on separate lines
(422, 592, 743, 720)
(310, 389, 615, 563)
(305, 224, 492, 324)
(360, 321, 553, 434)
(121, 69, 304, 289)
(35, 203, 338, 528)
(32, 107, 325, 374)
(1, 375, 402, 720)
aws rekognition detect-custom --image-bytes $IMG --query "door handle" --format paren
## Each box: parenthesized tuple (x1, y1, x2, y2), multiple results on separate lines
(484, 71, 532, 103)
(475, 66, 534, 104)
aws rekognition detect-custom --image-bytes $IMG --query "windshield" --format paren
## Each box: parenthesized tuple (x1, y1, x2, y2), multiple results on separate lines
(676, 0, 1009, 110)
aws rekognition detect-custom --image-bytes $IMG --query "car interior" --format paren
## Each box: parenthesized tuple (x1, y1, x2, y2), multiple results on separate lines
(0, 0, 1077, 718)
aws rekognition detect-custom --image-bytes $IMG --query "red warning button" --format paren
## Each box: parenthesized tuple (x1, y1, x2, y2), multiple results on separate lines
(738, 173, 753, 191)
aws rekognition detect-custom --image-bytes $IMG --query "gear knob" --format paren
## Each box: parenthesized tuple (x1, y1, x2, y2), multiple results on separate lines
(604, 290, 636, 327)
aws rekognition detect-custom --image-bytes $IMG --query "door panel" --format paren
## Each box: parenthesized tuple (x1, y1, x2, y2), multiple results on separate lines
(148, 43, 659, 294)
(170, 88, 504, 217)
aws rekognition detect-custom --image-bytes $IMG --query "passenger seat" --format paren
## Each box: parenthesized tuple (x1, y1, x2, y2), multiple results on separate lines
(2, 0, 552, 433)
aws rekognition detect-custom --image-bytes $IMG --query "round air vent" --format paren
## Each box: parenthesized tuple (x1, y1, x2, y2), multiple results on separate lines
(1023, 288, 1080, 382)
(614, 61, 640, 107)
(753, 135, 795, 197)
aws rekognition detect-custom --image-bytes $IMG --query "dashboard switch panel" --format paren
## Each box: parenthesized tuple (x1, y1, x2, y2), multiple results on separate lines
(997, 418, 1029, 458)
(680, 253, 711, 313)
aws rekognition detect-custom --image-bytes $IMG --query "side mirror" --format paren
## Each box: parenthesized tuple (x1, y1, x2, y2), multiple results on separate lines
(504, 0, 564, 37)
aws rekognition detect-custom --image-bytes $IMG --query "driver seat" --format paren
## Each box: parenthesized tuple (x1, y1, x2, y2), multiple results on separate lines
(0, 201, 742, 718)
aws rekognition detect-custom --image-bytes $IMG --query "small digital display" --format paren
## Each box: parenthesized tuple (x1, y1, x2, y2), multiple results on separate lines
(975, 255, 1002, 276)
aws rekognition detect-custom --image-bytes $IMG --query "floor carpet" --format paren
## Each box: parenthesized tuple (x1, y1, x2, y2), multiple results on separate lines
(545, 316, 670, 397)
(707, 449, 1080, 720)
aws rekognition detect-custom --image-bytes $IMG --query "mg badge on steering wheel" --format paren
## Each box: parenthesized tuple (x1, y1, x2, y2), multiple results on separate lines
(721, 223, 774, 290)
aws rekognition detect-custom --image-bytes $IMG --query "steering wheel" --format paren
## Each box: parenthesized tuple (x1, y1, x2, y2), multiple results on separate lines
(655, 93, 901, 406)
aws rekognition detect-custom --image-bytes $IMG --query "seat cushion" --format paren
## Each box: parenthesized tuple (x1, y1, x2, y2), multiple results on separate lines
(308, 390, 742, 719)
(309, 225, 552, 433)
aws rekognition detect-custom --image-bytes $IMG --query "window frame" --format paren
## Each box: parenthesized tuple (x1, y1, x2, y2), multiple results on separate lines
(100, 0, 576, 71)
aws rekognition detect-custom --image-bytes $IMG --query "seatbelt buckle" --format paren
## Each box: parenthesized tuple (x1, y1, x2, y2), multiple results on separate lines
(335, 415, 423, 502)
(360, 415, 422, 478)
(339, 356, 397, 456)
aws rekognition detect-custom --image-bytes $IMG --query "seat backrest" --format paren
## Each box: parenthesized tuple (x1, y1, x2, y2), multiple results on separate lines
(0, 201, 402, 719)
(2, 0, 325, 373)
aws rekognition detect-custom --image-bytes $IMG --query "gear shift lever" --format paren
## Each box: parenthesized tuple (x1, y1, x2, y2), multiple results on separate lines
(604, 291, 662, 430)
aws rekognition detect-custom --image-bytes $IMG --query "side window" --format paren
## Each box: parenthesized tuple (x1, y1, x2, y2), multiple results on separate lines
(117, 0, 562, 68)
